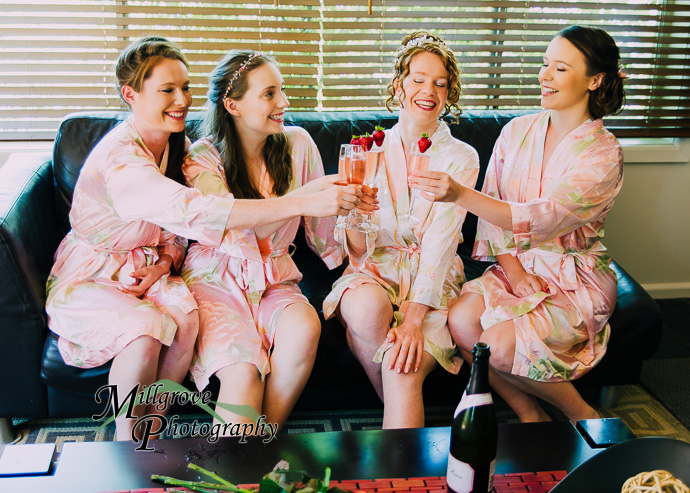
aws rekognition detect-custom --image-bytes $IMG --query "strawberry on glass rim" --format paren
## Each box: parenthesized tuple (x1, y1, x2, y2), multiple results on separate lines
(418, 133, 432, 153)
(360, 133, 374, 151)
(373, 126, 385, 147)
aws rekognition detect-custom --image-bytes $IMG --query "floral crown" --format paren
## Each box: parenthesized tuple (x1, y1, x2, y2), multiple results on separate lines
(395, 34, 446, 60)
(223, 52, 260, 100)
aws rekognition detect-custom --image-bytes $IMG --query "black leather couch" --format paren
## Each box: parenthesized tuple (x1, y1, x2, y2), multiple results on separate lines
(0, 110, 662, 425)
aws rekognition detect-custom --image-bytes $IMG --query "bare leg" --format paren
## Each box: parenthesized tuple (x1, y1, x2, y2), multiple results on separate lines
(448, 294, 549, 423)
(480, 326, 599, 423)
(149, 306, 199, 419)
(108, 335, 161, 441)
(338, 283, 394, 401)
(215, 363, 265, 435)
(263, 303, 321, 430)
(380, 351, 437, 428)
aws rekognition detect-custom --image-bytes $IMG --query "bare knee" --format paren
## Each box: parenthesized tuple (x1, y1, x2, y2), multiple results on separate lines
(381, 351, 435, 391)
(172, 309, 199, 352)
(340, 285, 393, 341)
(448, 293, 485, 352)
(479, 327, 515, 373)
(276, 303, 321, 355)
(124, 335, 162, 364)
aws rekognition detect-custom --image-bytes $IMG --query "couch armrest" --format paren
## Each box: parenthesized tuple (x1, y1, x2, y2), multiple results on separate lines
(0, 152, 59, 417)
(575, 260, 663, 387)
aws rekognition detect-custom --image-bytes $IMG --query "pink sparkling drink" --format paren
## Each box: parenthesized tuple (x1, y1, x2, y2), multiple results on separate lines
(408, 153, 429, 180)
(347, 155, 366, 186)
(365, 150, 383, 186)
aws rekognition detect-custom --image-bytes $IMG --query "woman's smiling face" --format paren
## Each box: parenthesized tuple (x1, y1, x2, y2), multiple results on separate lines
(398, 50, 449, 126)
(227, 61, 290, 138)
(539, 35, 603, 117)
(125, 57, 192, 143)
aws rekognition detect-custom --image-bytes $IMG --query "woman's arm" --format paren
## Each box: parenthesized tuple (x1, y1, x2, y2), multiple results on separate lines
(496, 253, 548, 297)
(226, 185, 360, 232)
(409, 171, 513, 230)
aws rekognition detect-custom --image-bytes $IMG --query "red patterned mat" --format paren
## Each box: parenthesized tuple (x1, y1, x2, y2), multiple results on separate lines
(101, 470, 567, 493)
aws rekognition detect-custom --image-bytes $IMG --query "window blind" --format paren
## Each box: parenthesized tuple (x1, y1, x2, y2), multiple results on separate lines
(0, 0, 688, 140)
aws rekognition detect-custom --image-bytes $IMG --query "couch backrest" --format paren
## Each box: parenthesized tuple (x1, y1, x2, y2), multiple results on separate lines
(52, 109, 534, 255)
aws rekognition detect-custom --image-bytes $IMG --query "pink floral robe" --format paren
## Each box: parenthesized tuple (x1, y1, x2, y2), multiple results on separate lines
(181, 126, 344, 390)
(323, 121, 480, 373)
(45, 118, 235, 368)
(463, 110, 624, 382)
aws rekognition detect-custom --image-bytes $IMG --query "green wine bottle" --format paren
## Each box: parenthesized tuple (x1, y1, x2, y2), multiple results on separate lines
(446, 342, 498, 493)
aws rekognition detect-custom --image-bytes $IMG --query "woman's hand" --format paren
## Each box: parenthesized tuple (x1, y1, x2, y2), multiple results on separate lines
(384, 302, 428, 374)
(409, 170, 465, 203)
(119, 254, 173, 298)
(385, 321, 425, 374)
(356, 184, 379, 215)
(497, 253, 548, 297)
(290, 174, 341, 196)
(508, 270, 549, 297)
(301, 183, 361, 217)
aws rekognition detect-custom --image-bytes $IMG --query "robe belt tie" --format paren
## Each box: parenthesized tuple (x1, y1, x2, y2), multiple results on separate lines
(237, 246, 292, 300)
(522, 246, 604, 292)
(389, 242, 421, 303)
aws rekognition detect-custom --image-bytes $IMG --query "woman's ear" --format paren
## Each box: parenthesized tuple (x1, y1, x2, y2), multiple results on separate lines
(392, 77, 402, 96)
(223, 98, 241, 117)
(121, 85, 137, 106)
(589, 73, 604, 91)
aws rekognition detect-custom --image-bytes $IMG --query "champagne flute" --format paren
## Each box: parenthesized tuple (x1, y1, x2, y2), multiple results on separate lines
(358, 148, 383, 233)
(400, 143, 430, 225)
(334, 144, 351, 229)
(344, 144, 369, 232)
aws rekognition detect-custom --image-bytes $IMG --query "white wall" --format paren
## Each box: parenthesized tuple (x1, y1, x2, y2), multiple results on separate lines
(605, 138, 690, 298)
(2, 138, 689, 299)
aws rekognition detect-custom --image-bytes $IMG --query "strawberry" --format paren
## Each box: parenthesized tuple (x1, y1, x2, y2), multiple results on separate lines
(360, 133, 374, 151)
(372, 126, 385, 147)
(418, 133, 432, 153)
(350, 135, 362, 146)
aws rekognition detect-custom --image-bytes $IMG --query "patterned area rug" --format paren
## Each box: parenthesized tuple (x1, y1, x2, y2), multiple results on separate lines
(6, 384, 689, 453)
(640, 357, 690, 430)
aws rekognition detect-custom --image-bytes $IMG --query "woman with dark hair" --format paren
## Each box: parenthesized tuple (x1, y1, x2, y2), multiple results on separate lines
(411, 25, 626, 423)
(181, 50, 365, 433)
(45, 38, 359, 441)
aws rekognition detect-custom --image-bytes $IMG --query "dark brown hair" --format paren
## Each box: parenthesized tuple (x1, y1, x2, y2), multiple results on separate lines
(385, 31, 462, 122)
(203, 50, 292, 199)
(557, 25, 626, 119)
(115, 36, 190, 186)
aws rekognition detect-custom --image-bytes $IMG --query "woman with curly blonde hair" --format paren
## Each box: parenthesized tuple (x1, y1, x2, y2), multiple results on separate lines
(324, 30, 480, 428)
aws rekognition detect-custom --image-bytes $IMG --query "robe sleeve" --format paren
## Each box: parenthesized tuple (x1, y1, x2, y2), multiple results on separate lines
(411, 149, 480, 308)
(473, 121, 623, 260)
(509, 140, 623, 253)
(297, 128, 346, 269)
(103, 140, 234, 248)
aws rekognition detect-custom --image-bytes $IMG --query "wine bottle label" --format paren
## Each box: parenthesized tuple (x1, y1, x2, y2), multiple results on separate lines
(446, 454, 473, 493)
(453, 392, 493, 418)
(446, 455, 496, 493)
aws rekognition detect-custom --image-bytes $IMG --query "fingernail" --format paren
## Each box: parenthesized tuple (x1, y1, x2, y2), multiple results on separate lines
(397, 368, 401, 374)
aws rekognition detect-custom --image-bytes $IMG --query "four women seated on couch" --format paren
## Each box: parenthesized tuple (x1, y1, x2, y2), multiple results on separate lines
(44, 24, 626, 440)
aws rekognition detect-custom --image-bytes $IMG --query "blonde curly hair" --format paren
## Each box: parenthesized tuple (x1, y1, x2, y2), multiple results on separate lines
(385, 31, 462, 122)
